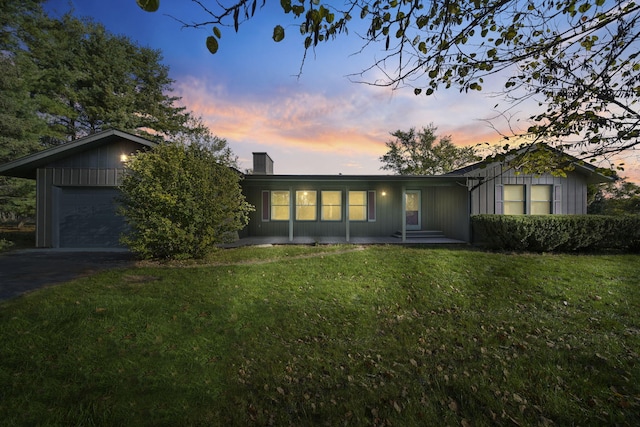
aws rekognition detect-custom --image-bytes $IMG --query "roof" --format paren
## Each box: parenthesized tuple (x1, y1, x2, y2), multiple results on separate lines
(243, 174, 468, 184)
(0, 129, 157, 179)
(447, 143, 614, 184)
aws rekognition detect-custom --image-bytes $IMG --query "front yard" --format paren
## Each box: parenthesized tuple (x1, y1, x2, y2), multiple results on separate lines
(1, 245, 638, 426)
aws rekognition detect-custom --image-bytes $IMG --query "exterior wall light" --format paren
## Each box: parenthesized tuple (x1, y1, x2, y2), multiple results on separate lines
(381, 191, 387, 196)
(120, 154, 129, 163)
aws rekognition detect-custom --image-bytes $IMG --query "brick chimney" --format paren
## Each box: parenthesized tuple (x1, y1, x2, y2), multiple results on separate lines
(252, 152, 274, 175)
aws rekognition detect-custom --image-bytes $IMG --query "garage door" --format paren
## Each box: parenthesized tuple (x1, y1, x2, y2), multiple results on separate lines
(58, 187, 127, 248)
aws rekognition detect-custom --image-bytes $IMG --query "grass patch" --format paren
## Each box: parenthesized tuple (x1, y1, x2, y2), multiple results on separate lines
(1, 246, 639, 426)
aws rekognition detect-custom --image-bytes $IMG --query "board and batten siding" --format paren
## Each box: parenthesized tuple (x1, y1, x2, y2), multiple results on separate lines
(241, 177, 470, 241)
(33, 138, 140, 247)
(465, 163, 590, 215)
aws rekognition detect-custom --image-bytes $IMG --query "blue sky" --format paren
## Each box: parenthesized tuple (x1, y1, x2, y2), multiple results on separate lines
(44, 0, 639, 181)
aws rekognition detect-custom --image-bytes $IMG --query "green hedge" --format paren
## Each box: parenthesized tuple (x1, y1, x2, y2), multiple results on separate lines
(471, 215, 640, 252)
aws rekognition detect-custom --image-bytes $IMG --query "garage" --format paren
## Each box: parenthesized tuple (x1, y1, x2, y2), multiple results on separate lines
(58, 187, 126, 248)
(0, 130, 157, 248)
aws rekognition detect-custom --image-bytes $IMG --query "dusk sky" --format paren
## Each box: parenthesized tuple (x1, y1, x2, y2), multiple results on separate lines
(44, 0, 639, 181)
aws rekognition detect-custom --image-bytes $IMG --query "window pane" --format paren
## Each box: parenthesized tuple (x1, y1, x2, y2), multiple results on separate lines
(321, 191, 342, 221)
(349, 191, 366, 205)
(348, 191, 367, 221)
(349, 205, 366, 221)
(272, 205, 290, 220)
(272, 191, 289, 205)
(531, 185, 551, 201)
(531, 202, 551, 215)
(504, 201, 524, 215)
(504, 185, 524, 200)
(271, 191, 290, 220)
(296, 191, 317, 221)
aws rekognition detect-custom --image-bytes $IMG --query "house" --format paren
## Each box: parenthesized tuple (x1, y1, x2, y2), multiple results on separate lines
(0, 129, 157, 248)
(0, 131, 612, 249)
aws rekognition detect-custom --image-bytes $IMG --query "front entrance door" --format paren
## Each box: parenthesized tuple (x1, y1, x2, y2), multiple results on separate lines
(405, 190, 421, 231)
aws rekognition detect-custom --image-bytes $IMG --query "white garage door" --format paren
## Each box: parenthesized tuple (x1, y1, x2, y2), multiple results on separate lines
(58, 187, 127, 248)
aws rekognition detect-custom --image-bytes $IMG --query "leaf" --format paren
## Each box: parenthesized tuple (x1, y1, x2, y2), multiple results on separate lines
(273, 25, 285, 42)
(213, 27, 221, 39)
(206, 36, 219, 54)
(136, 0, 159, 12)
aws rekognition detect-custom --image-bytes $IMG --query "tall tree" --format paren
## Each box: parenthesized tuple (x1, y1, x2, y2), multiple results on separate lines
(380, 124, 480, 175)
(588, 178, 640, 215)
(20, 13, 191, 143)
(137, 0, 640, 169)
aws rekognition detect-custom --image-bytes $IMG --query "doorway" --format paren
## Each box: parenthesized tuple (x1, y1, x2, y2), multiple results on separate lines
(405, 190, 421, 231)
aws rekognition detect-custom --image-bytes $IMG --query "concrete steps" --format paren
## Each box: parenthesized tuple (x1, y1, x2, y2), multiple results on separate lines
(391, 230, 446, 239)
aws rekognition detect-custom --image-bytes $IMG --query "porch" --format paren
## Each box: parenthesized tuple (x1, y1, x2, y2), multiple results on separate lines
(221, 232, 467, 248)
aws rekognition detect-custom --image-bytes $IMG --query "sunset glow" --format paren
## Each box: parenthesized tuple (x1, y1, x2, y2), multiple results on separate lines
(44, 0, 639, 181)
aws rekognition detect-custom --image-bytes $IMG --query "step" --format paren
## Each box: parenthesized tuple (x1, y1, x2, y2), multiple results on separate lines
(391, 230, 446, 239)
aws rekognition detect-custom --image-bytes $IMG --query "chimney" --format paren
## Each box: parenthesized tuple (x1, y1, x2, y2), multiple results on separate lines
(252, 152, 274, 175)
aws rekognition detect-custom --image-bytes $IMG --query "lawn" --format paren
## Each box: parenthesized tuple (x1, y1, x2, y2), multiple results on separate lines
(1, 245, 639, 426)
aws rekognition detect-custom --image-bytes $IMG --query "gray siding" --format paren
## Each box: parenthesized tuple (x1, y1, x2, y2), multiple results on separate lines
(465, 163, 590, 215)
(242, 177, 470, 242)
(33, 137, 144, 247)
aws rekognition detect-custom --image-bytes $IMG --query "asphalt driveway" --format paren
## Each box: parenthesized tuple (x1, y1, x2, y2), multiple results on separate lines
(0, 249, 136, 301)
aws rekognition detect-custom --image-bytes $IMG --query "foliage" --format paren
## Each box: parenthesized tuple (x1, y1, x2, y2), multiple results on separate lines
(19, 13, 192, 143)
(138, 0, 640, 169)
(380, 124, 480, 175)
(1, 246, 639, 425)
(118, 140, 253, 260)
(472, 214, 640, 252)
(589, 178, 640, 215)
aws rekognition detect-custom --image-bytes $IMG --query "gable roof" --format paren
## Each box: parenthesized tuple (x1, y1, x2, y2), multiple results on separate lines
(0, 129, 157, 179)
(448, 143, 614, 184)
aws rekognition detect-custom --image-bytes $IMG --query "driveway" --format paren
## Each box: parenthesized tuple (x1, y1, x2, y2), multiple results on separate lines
(0, 249, 136, 301)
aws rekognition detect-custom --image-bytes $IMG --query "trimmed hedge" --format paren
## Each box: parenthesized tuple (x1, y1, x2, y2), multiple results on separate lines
(471, 214, 640, 252)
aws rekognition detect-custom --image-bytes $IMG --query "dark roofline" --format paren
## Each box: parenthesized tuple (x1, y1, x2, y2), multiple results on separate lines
(447, 142, 613, 183)
(243, 174, 467, 184)
(0, 129, 157, 179)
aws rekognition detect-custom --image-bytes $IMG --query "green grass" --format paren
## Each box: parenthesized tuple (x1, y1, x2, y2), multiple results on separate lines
(1, 246, 639, 426)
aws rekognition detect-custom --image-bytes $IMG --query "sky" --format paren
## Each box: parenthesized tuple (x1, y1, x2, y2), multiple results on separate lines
(44, 0, 639, 182)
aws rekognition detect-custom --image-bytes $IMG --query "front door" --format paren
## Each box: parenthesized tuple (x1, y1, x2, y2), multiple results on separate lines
(405, 190, 421, 231)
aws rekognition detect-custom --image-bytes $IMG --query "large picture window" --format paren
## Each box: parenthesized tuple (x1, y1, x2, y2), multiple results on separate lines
(270, 191, 290, 221)
(321, 191, 342, 221)
(531, 185, 552, 214)
(296, 190, 317, 221)
(348, 191, 367, 221)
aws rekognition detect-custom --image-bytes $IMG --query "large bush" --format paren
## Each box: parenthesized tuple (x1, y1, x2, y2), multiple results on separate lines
(118, 141, 253, 260)
(472, 214, 640, 252)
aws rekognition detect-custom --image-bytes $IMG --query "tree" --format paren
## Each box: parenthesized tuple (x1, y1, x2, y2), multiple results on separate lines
(588, 178, 640, 215)
(136, 0, 640, 169)
(380, 124, 480, 175)
(20, 13, 192, 143)
(118, 139, 253, 260)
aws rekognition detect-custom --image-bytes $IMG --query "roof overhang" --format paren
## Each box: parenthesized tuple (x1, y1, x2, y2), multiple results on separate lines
(243, 174, 468, 185)
(0, 129, 157, 179)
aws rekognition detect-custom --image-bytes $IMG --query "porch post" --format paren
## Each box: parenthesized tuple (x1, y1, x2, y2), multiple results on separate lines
(345, 187, 350, 242)
(289, 187, 294, 242)
(401, 185, 406, 242)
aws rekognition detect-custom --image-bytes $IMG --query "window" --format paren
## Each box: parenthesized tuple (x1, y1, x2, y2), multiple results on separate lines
(296, 190, 317, 221)
(270, 191, 290, 221)
(497, 184, 561, 214)
(531, 185, 552, 214)
(321, 191, 342, 221)
(503, 185, 525, 215)
(348, 191, 367, 221)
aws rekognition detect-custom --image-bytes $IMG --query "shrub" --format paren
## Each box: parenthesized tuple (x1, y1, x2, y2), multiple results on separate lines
(472, 214, 640, 252)
(118, 141, 254, 260)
